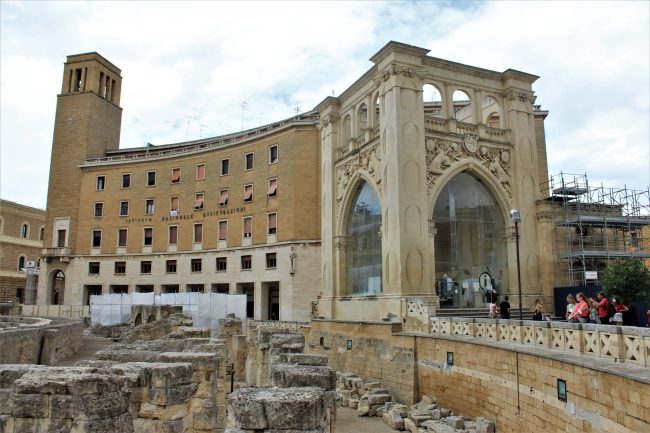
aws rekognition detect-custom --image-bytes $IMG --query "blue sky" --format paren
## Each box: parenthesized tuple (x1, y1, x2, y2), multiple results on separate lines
(1, 1, 648, 209)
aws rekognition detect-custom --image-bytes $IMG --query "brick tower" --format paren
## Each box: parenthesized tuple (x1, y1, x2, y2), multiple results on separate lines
(39, 53, 122, 304)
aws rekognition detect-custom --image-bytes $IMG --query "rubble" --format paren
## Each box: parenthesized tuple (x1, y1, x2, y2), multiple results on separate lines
(335, 371, 495, 433)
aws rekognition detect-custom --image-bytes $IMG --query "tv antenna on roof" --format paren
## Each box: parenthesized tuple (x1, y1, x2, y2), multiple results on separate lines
(241, 101, 248, 131)
(294, 106, 300, 116)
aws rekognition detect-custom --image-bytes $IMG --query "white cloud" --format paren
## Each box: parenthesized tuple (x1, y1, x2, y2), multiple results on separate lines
(1, 1, 648, 209)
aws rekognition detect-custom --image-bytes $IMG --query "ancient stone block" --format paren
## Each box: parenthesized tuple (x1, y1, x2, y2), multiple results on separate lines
(444, 415, 465, 429)
(269, 364, 336, 389)
(149, 384, 197, 406)
(279, 353, 328, 366)
(476, 417, 495, 433)
(367, 393, 392, 405)
(384, 410, 404, 430)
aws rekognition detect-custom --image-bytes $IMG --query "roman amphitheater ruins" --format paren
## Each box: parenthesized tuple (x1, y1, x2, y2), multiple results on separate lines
(0, 41, 648, 433)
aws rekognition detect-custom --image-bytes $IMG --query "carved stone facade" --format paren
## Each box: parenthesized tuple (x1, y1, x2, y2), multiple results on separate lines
(315, 41, 553, 322)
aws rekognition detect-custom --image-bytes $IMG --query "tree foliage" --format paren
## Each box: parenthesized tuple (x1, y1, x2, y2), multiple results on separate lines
(601, 258, 650, 304)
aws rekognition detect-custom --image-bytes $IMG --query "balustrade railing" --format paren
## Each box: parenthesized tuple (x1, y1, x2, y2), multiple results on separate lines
(430, 317, 650, 367)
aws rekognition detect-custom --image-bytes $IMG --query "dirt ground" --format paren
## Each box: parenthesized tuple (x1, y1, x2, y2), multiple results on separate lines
(56, 336, 396, 432)
(335, 406, 397, 433)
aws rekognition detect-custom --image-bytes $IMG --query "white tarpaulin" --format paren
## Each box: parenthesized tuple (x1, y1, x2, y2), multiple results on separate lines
(90, 292, 247, 333)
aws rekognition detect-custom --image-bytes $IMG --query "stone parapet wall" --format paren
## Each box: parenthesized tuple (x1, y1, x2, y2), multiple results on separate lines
(430, 317, 650, 367)
(416, 336, 649, 433)
(0, 317, 83, 364)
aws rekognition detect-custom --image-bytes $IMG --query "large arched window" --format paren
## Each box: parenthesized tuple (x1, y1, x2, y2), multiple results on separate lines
(433, 172, 507, 307)
(345, 181, 382, 295)
(51, 270, 65, 305)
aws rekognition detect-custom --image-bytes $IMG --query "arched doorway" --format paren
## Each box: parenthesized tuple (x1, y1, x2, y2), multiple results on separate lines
(51, 270, 65, 305)
(345, 181, 382, 295)
(433, 172, 507, 307)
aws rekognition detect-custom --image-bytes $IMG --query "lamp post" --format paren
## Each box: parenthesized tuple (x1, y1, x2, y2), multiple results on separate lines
(510, 208, 522, 416)
(510, 208, 523, 321)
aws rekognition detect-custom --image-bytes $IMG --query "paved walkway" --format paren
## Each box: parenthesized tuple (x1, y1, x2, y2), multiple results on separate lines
(335, 406, 396, 433)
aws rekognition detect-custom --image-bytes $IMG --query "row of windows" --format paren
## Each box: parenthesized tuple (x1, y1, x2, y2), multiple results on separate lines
(13, 222, 44, 241)
(96, 145, 279, 191)
(95, 180, 278, 218)
(88, 253, 277, 275)
(91, 213, 277, 248)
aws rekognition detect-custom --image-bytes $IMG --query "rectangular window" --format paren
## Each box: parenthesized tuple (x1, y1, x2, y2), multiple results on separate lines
(57, 229, 66, 248)
(268, 213, 277, 235)
(92, 230, 102, 248)
(216, 257, 227, 272)
(143, 227, 153, 246)
(218, 221, 228, 241)
(145, 199, 155, 215)
(219, 189, 228, 206)
(220, 158, 230, 176)
(147, 171, 156, 186)
(117, 228, 127, 247)
(89, 262, 100, 274)
(194, 223, 203, 243)
(115, 261, 126, 274)
(191, 258, 202, 273)
(268, 178, 277, 198)
(94, 202, 104, 217)
(120, 201, 129, 216)
(140, 261, 152, 274)
(170, 196, 180, 212)
(122, 173, 131, 189)
(171, 167, 181, 184)
(196, 164, 205, 180)
(166, 260, 177, 273)
(243, 217, 252, 239)
(266, 253, 277, 269)
(194, 193, 204, 210)
(241, 255, 252, 270)
(96, 176, 105, 191)
(168, 226, 178, 245)
(243, 184, 253, 203)
(245, 152, 254, 170)
(269, 145, 278, 164)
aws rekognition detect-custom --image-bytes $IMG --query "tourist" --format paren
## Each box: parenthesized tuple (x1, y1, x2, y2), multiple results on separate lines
(568, 292, 589, 323)
(565, 294, 576, 320)
(589, 292, 610, 325)
(611, 298, 629, 326)
(532, 299, 546, 321)
(488, 301, 498, 319)
(499, 296, 511, 319)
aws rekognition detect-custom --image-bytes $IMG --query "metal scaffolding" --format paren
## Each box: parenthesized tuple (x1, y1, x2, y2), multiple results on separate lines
(542, 172, 650, 286)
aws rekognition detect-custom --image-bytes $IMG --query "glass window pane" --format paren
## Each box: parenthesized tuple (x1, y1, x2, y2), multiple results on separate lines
(345, 181, 382, 295)
(432, 172, 507, 307)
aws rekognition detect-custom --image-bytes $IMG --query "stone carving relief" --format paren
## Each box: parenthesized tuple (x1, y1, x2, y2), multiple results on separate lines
(425, 135, 513, 198)
(335, 143, 382, 211)
(505, 89, 536, 105)
(373, 63, 425, 87)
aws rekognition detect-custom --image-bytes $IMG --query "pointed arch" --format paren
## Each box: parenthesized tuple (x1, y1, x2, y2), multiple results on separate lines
(337, 175, 383, 296)
(430, 165, 510, 308)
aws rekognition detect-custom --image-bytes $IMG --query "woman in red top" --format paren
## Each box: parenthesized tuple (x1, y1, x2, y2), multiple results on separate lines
(568, 292, 589, 323)
(611, 298, 629, 326)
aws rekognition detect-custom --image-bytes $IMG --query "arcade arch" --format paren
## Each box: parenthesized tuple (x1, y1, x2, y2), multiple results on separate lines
(343, 180, 382, 295)
(50, 269, 65, 305)
(432, 171, 508, 307)
(452, 90, 472, 123)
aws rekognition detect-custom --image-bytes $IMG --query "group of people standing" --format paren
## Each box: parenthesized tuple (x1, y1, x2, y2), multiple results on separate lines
(565, 292, 627, 325)
(487, 292, 634, 326)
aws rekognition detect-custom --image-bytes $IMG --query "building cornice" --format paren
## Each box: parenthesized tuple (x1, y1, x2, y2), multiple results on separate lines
(0, 235, 43, 248)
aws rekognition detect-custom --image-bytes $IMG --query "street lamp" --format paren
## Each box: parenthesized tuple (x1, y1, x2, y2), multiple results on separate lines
(510, 208, 522, 416)
(510, 208, 523, 321)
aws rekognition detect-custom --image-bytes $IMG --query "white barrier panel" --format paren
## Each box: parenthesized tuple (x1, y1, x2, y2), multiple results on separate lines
(90, 292, 247, 331)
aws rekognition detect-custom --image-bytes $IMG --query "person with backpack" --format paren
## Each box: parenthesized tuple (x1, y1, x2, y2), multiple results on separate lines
(589, 292, 611, 325)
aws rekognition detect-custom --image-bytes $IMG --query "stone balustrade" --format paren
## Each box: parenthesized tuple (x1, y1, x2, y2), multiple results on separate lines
(423, 115, 511, 144)
(430, 317, 650, 367)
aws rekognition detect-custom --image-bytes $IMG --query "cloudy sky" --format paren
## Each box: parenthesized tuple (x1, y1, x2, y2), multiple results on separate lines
(1, 1, 648, 210)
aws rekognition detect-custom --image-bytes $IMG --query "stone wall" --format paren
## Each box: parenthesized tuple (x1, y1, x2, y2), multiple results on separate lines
(304, 319, 418, 404)
(416, 336, 649, 433)
(0, 317, 83, 364)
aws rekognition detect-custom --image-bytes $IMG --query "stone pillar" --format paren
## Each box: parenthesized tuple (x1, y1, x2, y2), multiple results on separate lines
(376, 63, 432, 297)
(315, 100, 340, 319)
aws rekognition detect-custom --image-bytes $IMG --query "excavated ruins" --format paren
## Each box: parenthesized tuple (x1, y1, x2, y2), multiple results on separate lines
(0, 312, 498, 433)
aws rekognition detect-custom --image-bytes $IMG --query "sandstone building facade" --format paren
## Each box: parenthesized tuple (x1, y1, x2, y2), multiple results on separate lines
(0, 199, 45, 303)
(36, 53, 321, 322)
(37, 42, 557, 322)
